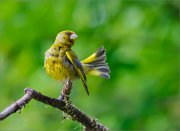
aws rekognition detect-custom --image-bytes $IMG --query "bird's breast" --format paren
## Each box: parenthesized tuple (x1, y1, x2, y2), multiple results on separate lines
(44, 53, 78, 81)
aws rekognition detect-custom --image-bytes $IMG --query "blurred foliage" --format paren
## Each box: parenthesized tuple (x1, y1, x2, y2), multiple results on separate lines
(0, 0, 179, 131)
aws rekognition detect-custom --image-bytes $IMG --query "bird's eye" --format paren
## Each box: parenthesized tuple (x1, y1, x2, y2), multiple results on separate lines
(65, 32, 70, 35)
(58, 47, 61, 51)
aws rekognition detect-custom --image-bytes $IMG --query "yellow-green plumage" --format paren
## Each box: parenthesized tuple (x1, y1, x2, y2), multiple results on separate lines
(44, 30, 110, 95)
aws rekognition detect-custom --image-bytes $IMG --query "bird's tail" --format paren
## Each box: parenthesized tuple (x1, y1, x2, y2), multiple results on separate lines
(81, 47, 110, 79)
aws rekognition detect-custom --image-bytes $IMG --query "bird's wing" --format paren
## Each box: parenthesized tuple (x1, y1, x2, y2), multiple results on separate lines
(66, 50, 89, 95)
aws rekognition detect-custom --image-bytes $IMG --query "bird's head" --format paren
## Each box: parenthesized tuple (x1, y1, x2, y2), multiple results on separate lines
(55, 30, 78, 47)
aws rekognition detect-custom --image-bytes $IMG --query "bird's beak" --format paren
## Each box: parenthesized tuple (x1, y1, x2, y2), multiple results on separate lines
(70, 33, 78, 41)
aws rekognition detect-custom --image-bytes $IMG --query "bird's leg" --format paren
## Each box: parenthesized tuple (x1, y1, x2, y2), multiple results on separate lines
(58, 80, 72, 101)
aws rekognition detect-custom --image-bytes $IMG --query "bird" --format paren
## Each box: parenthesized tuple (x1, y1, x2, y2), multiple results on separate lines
(44, 30, 110, 95)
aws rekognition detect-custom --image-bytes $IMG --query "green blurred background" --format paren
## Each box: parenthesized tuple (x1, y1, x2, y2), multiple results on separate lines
(0, 0, 179, 131)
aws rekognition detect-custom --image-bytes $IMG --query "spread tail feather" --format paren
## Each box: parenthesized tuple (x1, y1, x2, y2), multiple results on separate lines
(81, 47, 110, 79)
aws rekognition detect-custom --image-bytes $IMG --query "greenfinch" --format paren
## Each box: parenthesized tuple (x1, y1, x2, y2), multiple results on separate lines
(44, 30, 110, 95)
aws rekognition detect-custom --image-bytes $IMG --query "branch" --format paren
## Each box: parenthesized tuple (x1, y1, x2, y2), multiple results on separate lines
(0, 88, 108, 131)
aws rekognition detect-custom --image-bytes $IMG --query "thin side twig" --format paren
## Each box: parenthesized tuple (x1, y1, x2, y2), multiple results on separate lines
(0, 88, 108, 131)
(0, 91, 33, 120)
(58, 80, 72, 101)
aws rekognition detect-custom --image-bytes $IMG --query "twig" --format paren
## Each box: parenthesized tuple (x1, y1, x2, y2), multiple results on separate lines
(0, 88, 109, 131)
(0, 91, 33, 120)
(58, 80, 72, 101)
